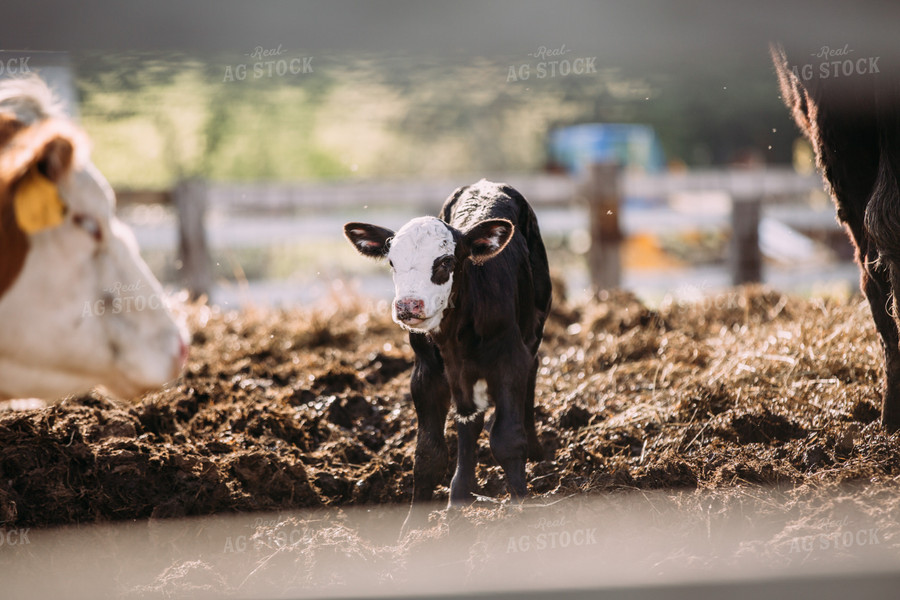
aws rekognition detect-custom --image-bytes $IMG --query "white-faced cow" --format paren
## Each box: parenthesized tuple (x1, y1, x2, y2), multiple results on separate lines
(345, 180, 551, 508)
(772, 42, 900, 428)
(0, 77, 188, 402)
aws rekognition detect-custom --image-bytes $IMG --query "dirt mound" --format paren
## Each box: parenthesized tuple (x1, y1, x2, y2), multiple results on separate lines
(2, 285, 900, 529)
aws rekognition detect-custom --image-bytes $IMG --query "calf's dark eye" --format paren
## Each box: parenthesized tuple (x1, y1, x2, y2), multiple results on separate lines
(431, 255, 455, 285)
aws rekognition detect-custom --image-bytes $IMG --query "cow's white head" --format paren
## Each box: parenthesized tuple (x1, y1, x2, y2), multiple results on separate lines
(344, 215, 514, 333)
(0, 77, 188, 401)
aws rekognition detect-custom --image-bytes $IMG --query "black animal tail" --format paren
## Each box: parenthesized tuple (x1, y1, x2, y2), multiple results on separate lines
(770, 44, 816, 143)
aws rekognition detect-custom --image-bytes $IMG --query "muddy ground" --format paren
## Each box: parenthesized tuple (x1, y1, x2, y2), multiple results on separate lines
(2, 284, 900, 596)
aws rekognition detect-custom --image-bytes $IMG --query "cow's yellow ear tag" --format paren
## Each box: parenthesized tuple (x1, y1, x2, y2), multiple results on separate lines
(13, 167, 66, 234)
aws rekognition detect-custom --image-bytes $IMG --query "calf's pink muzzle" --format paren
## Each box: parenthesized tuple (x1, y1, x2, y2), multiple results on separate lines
(394, 296, 426, 325)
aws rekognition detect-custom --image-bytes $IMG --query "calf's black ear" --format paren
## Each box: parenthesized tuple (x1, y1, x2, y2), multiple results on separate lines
(464, 219, 514, 265)
(344, 222, 395, 258)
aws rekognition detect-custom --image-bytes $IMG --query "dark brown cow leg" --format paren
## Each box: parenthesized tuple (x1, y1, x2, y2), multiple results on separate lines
(863, 115, 900, 429)
(861, 255, 900, 429)
(882, 264, 900, 429)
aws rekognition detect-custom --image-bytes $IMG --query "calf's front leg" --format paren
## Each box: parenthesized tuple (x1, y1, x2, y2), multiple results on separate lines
(408, 333, 451, 502)
(450, 410, 485, 505)
(401, 334, 451, 537)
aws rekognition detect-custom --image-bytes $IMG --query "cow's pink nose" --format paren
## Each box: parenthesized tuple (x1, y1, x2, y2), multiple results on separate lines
(395, 297, 426, 321)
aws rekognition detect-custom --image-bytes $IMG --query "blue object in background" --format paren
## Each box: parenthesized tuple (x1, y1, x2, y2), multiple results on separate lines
(548, 123, 666, 176)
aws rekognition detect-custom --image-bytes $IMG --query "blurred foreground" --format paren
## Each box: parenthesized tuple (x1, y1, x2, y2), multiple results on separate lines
(1, 483, 898, 599)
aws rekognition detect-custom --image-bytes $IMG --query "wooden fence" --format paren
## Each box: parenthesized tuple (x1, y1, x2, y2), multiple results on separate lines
(118, 167, 826, 298)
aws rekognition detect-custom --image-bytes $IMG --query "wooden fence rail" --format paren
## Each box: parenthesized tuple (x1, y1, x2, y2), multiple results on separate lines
(117, 167, 825, 298)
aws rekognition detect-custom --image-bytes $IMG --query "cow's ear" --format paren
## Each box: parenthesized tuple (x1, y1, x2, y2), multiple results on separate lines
(35, 134, 75, 182)
(0, 119, 73, 235)
(464, 219, 514, 265)
(344, 222, 395, 258)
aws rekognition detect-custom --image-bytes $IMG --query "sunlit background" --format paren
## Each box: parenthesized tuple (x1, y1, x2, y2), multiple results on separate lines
(3, 9, 867, 310)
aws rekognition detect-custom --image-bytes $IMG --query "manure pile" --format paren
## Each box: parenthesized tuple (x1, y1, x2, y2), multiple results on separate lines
(2, 285, 900, 530)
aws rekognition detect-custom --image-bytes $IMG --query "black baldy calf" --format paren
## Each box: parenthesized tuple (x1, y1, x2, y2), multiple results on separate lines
(772, 42, 900, 428)
(344, 180, 551, 506)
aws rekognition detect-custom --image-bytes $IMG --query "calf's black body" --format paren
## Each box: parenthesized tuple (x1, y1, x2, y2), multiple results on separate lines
(401, 181, 551, 504)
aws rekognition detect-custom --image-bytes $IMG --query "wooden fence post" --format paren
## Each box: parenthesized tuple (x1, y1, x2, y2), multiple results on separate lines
(730, 195, 762, 285)
(173, 179, 212, 299)
(585, 163, 622, 291)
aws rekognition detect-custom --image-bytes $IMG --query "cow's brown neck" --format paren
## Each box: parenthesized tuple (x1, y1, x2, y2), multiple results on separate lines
(0, 114, 29, 298)
(0, 182, 29, 298)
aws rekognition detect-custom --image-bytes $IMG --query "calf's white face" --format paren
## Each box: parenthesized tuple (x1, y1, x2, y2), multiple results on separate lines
(344, 214, 514, 334)
(0, 78, 188, 401)
(387, 217, 457, 333)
